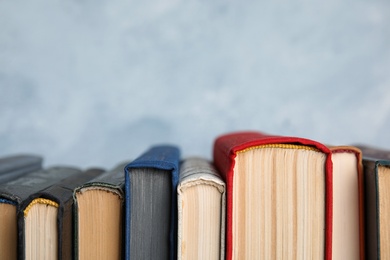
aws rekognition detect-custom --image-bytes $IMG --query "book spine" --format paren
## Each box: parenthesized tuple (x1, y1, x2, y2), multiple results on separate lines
(362, 159, 378, 259)
(125, 145, 180, 260)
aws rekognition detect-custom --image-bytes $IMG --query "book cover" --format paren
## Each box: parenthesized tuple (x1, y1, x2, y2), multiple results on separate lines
(0, 166, 81, 260)
(213, 131, 332, 260)
(20, 168, 104, 260)
(354, 145, 390, 259)
(0, 154, 43, 183)
(73, 162, 128, 260)
(124, 145, 180, 260)
(177, 157, 225, 260)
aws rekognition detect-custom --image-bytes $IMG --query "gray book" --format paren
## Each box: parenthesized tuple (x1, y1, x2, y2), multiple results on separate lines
(129, 167, 172, 260)
(177, 157, 226, 260)
(123, 145, 180, 260)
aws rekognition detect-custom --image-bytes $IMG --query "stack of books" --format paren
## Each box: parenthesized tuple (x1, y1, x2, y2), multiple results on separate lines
(0, 130, 389, 259)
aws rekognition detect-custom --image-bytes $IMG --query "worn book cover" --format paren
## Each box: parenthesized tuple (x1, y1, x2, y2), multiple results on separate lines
(20, 168, 104, 260)
(124, 145, 180, 260)
(177, 157, 225, 260)
(73, 163, 128, 260)
(0, 166, 81, 260)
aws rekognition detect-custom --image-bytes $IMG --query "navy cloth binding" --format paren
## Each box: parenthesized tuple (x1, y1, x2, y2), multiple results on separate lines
(124, 145, 180, 260)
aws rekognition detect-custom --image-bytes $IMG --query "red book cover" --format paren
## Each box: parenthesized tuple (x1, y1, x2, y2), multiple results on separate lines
(213, 131, 333, 260)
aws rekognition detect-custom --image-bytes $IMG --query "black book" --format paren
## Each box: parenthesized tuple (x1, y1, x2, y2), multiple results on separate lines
(20, 168, 105, 260)
(73, 162, 128, 260)
(356, 145, 390, 259)
(0, 166, 81, 260)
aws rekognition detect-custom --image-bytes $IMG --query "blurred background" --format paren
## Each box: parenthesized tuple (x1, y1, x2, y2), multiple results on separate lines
(1, 0, 389, 169)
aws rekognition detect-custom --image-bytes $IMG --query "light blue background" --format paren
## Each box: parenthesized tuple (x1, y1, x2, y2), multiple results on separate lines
(1, 1, 389, 169)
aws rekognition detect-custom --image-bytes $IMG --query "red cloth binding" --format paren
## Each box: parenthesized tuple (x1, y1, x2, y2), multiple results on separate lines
(213, 131, 333, 260)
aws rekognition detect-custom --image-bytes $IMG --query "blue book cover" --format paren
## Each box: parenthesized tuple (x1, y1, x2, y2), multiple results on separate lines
(124, 145, 180, 260)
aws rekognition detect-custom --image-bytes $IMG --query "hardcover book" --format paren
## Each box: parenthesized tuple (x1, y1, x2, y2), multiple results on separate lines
(21, 168, 104, 260)
(124, 145, 180, 260)
(355, 145, 390, 259)
(177, 157, 225, 260)
(213, 131, 332, 260)
(0, 154, 43, 183)
(73, 162, 128, 260)
(0, 166, 81, 260)
(329, 146, 364, 260)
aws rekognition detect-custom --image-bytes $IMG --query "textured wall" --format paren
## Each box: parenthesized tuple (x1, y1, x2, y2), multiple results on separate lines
(1, 1, 389, 169)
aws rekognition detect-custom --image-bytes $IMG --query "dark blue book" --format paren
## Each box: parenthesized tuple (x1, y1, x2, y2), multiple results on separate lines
(124, 145, 180, 260)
